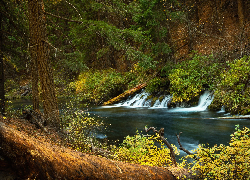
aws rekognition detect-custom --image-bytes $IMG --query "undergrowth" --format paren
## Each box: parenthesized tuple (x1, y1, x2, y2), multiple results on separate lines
(111, 131, 179, 167)
(60, 100, 107, 152)
(72, 68, 135, 105)
(184, 125, 250, 179)
(215, 56, 250, 115)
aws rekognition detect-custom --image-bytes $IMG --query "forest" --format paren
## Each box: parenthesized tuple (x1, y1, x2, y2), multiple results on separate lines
(0, 0, 250, 179)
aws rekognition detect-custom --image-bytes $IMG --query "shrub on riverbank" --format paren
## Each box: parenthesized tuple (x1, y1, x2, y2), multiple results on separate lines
(168, 53, 222, 103)
(186, 125, 250, 179)
(60, 101, 105, 152)
(112, 131, 179, 167)
(72, 69, 135, 105)
(215, 56, 250, 115)
(110, 126, 249, 179)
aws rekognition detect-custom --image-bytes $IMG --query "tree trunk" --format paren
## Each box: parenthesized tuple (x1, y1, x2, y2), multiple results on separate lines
(0, 15, 5, 115)
(0, 120, 176, 180)
(237, 0, 245, 56)
(28, 0, 60, 127)
(237, 0, 244, 28)
(29, 28, 40, 111)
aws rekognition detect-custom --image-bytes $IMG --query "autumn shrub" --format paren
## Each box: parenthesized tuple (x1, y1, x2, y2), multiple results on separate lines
(186, 125, 250, 179)
(215, 56, 250, 115)
(168, 53, 222, 103)
(73, 69, 135, 104)
(60, 101, 105, 152)
(112, 131, 179, 167)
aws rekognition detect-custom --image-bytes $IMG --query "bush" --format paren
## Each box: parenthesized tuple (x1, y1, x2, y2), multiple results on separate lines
(216, 56, 250, 114)
(186, 125, 250, 179)
(112, 131, 179, 167)
(73, 69, 134, 104)
(145, 77, 169, 94)
(168, 53, 221, 102)
(60, 101, 105, 152)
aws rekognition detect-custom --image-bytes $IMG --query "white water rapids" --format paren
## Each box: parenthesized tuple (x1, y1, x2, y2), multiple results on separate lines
(116, 90, 214, 111)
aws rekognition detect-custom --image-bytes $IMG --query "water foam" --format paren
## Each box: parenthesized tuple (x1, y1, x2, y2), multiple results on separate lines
(117, 91, 150, 107)
(168, 91, 214, 112)
(117, 90, 172, 108)
(116, 90, 213, 111)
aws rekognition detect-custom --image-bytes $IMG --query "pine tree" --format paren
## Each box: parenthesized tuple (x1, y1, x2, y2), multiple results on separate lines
(28, 0, 60, 128)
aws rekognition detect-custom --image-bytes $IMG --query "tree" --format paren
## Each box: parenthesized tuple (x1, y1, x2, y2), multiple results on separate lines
(28, 1, 39, 111)
(0, 0, 29, 115)
(0, 15, 5, 115)
(28, 0, 60, 128)
(237, 0, 244, 28)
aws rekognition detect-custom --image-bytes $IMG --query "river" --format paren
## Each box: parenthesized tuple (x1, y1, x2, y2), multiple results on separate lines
(10, 91, 250, 159)
(89, 91, 250, 159)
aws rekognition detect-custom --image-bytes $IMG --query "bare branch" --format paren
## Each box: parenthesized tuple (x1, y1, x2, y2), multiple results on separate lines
(64, 0, 83, 21)
(176, 132, 197, 160)
(42, 39, 63, 52)
(145, 127, 177, 167)
(45, 11, 82, 24)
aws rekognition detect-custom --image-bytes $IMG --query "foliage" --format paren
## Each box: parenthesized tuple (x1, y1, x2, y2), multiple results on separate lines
(186, 125, 250, 179)
(112, 131, 179, 167)
(4, 79, 21, 99)
(130, 0, 179, 56)
(168, 53, 221, 102)
(70, 18, 155, 70)
(1, 0, 29, 78)
(216, 56, 250, 115)
(60, 100, 105, 152)
(145, 77, 169, 94)
(57, 0, 182, 75)
(73, 69, 135, 104)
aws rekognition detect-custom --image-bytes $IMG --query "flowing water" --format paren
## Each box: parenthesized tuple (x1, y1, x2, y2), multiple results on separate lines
(10, 91, 250, 159)
(89, 91, 250, 158)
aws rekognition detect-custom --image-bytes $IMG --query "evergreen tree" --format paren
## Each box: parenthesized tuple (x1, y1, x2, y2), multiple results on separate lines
(0, 15, 4, 115)
(28, 0, 60, 127)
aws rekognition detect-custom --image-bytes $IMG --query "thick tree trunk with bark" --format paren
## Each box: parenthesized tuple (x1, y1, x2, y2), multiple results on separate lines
(0, 15, 5, 115)
(237, 0, 244, 28)
(29, 34, 40, 111)
(0, 119, 176, 180)
(28, 0, 60, 127)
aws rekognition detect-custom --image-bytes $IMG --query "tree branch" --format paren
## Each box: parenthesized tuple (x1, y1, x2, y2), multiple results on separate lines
(64, 0, 83, 20)
(176, 132, 197, 160)
(42, 39, 63, 52)
(145, 127, 177, 167)
(45, 11, 82, 24)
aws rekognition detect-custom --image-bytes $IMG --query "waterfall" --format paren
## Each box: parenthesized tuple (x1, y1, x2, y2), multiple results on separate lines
(116, 90, 172, 108)
(168, 91, 214, 112)
(116, 90, 214, 111)
(117, 91, 151, 107)
(152, 95, 172, 108)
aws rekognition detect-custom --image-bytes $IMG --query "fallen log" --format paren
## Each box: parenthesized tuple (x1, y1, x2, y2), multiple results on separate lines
(0, 118, 176, 179)
(103, 83, 147, 106)
(218, 116, 250, 119)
